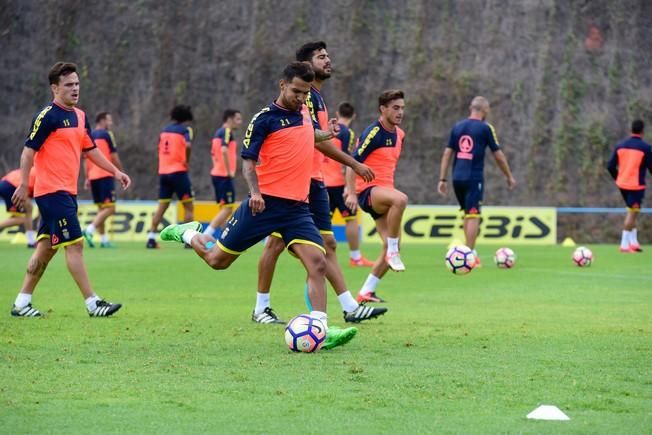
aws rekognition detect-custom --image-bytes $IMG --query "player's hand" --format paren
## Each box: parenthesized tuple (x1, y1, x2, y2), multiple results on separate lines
(115, 171, 131, 190)
(228, 171, 236, 178)
(328, 118, 340, 137)
(438, 181, 448, 196)
(507, 176, 516, 190)
(83, 179, 90, 190)
(11, 185, 28, 210)
(249, 193, 265, 215)
(354, 162, 375, 182)
(345, 192, 358, 212)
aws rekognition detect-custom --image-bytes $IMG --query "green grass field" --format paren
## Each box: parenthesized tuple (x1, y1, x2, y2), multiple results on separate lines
(1, 242, 650, 434)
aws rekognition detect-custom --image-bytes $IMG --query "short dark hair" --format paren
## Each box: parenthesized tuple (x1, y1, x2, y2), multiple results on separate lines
(282, 62, 315, 83)
(48, 62, 78, 85)
(379, 89, 405, 108)
(296, 41, 327, 62)
(222, 109, 240, 123)
(95, 112, 111, 124)
(632, 119, 645, 135)
(170, 105, 193, 123)
(338, 102, 355, 118)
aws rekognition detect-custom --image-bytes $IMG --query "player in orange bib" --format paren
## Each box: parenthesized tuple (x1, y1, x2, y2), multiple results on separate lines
(10, 62, 131, 318)
(82, 112, 124, 248)
(0, 167, 37, 247)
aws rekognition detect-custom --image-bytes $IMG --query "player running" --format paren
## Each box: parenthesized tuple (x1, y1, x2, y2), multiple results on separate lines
(10, 61, 130, 318)
(323, 102, 374, 267)
(607, 119, 652, 252)
(82, 112, 124, 248)
(345, 90, 409, 303)
(147, 105, 195, 249)
(252, 41, 386, 325)
(0, 168, 37, 247)
(437, 96, 516, 264)
(203, 109, 243, 239)
(160, 62, 361, 349)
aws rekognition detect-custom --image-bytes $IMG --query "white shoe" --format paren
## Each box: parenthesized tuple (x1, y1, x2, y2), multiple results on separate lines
(385, 252, 405, 271)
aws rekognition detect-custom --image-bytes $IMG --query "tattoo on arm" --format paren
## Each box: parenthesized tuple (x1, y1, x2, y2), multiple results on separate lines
(314, 129, 333, 143)
(242, 160, 260, 194)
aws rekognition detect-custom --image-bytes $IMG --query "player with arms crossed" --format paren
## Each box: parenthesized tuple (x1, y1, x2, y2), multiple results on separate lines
(252, 41, 385, 325)
(203, 109, 243, 239)
(159, 62, 359, 349)
(0, 167, 37, 247)
(438, 96, 516, 264)
(323, 102, 374, 267)
(607, 119, 652, 252)
(147, 105, 195, 249)
(82, 111, 124, 248)
(346, 90, 409, 304)
(10, 62, 130, 317)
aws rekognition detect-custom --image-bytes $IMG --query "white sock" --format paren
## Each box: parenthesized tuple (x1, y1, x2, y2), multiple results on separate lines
(203, 225, 216, 236)
(25, 230, 36, 244)
(147, 231, 157, 240)
(85, 295, 101, 311)
(630, 228, 639, 245)
(100, 233, 109, 243)
(337, 291, 359, 312)
(182, 230, 199, 245)
(14, 292, 32, 308)
(621, 230, 630, 249)
(360, 274, 380, 295)
(350, 250, 361, 261)
(387, 237, 399, 255)
(86, 223, 96, 235)
(255, 292, 270, 315)
(310, 310, 328, 330)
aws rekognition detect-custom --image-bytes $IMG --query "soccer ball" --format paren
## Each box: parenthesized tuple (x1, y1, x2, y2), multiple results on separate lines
(445, 245, 476, 275)
(284, 315, 326, 353)
(572, 246, 593, 267)
(494, 247, 516, 269)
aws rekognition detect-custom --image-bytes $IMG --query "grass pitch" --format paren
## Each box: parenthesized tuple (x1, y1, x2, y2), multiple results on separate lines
(1, 242, 650, 434)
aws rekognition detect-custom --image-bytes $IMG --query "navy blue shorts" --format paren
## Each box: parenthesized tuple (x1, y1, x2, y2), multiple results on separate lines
(453, 180, 484, 216)
(327, 185, 355, 220)
(212, 176, 235, 205)
(620, 188, 645, 210)
(309, 179, 333, 234)
(0, 180, 24, 215)
(357, 186, 383, 220)
(159, 171, 193, 203)
(90, 176, 116, 207)
(216, 195, 324, 255)
(35, 191, 83, 248)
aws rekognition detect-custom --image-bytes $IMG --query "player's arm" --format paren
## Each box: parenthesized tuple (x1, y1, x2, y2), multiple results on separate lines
(606, 149, 618, 179)
(82, 154, 91, 190)
(86, 148, 131, 189)
(106, 131, 124, 171)
(242, 158, 264, 215)
(241, 108, 271, 215)
(315, 119, 374, 182)
(493, 150, 516, 189)
(11, 147, 36, 209)
(438, 147, 454, 196)
(221, 146, 233, 178)
(344, 167, 358, 211)
(185, 126, 193, 162)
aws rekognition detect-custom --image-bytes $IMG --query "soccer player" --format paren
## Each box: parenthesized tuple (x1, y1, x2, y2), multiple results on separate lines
(437, 96, 516, 263)
(159, 62, 359, 349)
(203, 109, 243, 239)
(323, 102, 374, 267)
(253, 41, 386, 325)
(10, 61, 130, 317)
(345, 90, 409, 303)
(607, 119, 652, 252)
(82, 112, 124, 248)
(0, 167, 37, 247)
(146, 105, 195, 249)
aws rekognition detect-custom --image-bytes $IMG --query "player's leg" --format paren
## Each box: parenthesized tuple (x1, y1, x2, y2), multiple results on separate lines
(368, 186, 407, 271)
(84, 177, 116, 247)
(205, 177, 235, 238)
(253, 234, 285, 324)
(175, 172, 195, 223)
(23, 201, 36, 247)
(625, 190, 643, 252)
(358, 214, 392, 303)
(206, 206, 232, 237)
(148, 174, 173, 248)
(88, 205, 115, 247)
(11, 237, 57, 316)
(0, 215, 23, 230)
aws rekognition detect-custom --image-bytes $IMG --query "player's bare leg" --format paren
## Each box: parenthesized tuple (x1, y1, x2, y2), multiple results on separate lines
(63, 241, 95, 299)
(18, 238, 57, 295)
(369, 186, 407, 271)
(147, 201, 170, 248)
(357, 215, 391, 303)
(463, 216, 480, 250)
(345, 218, 373, 267)
(257, 235, 285, 296)
(290, 243, 327, 313)
(207, 206, 233, 234)
(0, 216, 24, 229)
(181, 200, 194, 222)
(85, 205, 115, 247)
(623, 210, 642, 252)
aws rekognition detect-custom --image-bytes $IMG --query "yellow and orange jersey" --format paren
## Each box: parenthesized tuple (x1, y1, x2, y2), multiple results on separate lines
(1, 168, 36, 197)
(323, 124, 356, 187)
(210, 126, 237, 177)
(607, 134, 652, 190)
(158, 123, 192, 174)
(86, 128, 118, 180)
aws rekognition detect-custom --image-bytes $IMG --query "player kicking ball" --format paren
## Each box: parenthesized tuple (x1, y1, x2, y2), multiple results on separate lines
(160, 62, 357, 350)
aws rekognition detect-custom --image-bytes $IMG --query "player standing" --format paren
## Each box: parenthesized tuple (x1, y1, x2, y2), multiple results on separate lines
(159, 62, 358, 349)
(345, 90, 409, 303)
(82, 112, 124, 248)
(437, 96, 516, 264)
(607, 119, 652, 252)
(252, 41, 385, 325)
(323, 102, 374, 267)
(0, 168, 37, 247)
(203, 109, 243, 239)
(146, 105, 195, 249)
(10, 62, 130, 317)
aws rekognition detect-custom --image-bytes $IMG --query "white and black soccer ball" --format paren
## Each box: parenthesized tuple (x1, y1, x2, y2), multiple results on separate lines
(572, 246, 593, 267)
(494, 247, 516, 269)
(445, 245, 476, 275)
(285, 315, 326, 353)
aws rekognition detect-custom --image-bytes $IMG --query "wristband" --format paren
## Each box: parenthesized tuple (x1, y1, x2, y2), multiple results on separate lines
(439, 179, 447, 182)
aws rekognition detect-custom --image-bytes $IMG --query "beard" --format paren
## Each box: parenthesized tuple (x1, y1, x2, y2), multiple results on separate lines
(314, 70, 331, 81)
